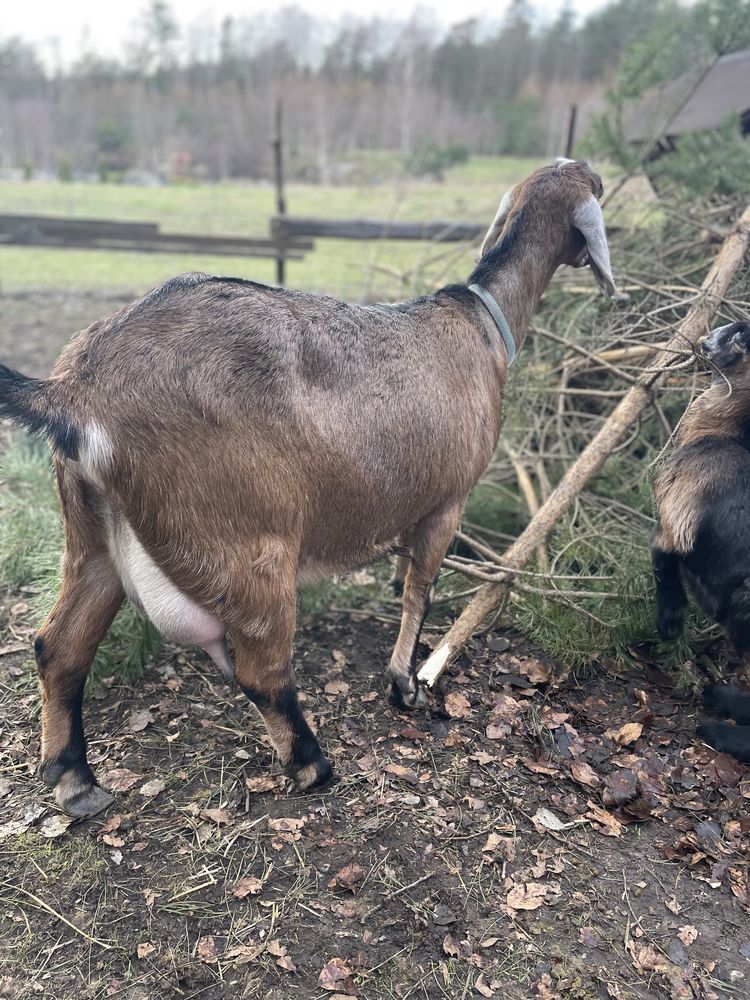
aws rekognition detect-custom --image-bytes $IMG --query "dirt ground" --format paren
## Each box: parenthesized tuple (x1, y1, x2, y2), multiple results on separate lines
(1, 293, 749, 1000)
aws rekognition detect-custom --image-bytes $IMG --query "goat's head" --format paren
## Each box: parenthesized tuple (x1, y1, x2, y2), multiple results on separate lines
(479, 158, 616, 298)
(701, 321, 750, 380)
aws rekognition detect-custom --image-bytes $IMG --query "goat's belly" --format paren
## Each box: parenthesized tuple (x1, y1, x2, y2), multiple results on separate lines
(106, 517, 225, 648)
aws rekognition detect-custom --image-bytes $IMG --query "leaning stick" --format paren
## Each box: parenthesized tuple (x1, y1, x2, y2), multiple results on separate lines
(418, 204, 750, 688)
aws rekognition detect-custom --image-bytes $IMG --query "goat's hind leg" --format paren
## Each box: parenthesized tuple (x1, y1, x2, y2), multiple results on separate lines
(651, 542, 687, 641)
(36, 551, 124, 817)
(231, 572, 331, 790)
(386, 505, 461, 709)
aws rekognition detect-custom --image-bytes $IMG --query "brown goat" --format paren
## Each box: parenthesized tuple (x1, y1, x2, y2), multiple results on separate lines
(0, 160, 616, 816)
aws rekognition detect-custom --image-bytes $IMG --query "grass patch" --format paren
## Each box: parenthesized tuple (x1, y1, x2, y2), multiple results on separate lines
(0, 435, 160, 684)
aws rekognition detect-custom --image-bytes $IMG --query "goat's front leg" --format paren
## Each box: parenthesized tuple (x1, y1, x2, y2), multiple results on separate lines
(386, 505, 462, 709)
(232, 589, 331, 790)
(651, 542, 687, 641)
(36, 554, 124, 817)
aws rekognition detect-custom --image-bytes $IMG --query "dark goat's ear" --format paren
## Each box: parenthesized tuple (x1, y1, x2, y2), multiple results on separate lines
(731, 322, 750, 354)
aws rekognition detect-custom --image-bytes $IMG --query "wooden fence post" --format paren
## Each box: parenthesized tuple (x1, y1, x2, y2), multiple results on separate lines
(271, 98, 286, 286)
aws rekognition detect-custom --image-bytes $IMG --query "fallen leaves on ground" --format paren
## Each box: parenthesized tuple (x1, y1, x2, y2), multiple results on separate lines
(318, 958, 355, 993)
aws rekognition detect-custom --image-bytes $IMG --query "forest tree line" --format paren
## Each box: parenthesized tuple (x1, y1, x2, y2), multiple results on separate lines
(0, 0, 746, 182)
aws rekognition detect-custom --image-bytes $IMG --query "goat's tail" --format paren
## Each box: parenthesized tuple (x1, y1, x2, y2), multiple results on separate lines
(0, 364, 78, 457)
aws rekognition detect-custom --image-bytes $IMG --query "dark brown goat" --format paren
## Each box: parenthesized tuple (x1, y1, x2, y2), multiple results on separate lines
(652, 321, 750, 759)
(0, 160, 617, 816)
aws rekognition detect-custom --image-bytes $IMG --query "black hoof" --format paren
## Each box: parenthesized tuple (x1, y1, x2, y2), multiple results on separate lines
(290, 754, 334, 791)
(386, 675, 427, 711)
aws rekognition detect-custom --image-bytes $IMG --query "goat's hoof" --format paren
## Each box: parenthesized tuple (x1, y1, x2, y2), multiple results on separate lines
(291, 755, 333, 792)
(386, 673, 427, 711)
(703, 683, 736, 718)
(40, 762, 113, 818)
(55, 779, 114, 818)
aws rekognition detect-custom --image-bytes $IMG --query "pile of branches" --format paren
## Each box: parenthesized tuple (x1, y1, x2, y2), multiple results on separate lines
(429, 193, 750, 681)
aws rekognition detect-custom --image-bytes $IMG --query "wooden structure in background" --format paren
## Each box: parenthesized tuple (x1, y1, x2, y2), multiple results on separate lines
(272, 216, 484, 243)
(0, 214, 311, 261)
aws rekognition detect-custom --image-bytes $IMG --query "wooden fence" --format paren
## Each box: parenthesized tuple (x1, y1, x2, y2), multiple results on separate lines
(271, 215, 483, 243)
(0, 214, 311, 261)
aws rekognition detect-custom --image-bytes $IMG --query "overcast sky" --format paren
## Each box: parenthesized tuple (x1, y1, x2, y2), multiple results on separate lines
(6, 0, 610, 66)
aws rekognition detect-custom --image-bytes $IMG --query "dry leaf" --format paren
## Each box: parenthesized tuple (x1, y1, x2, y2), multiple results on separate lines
(318, 957, 355, 993)
(628, 943, 671, 974)
(136, 942, 156, 959)
(570, 761, 600, 788)
(197, 936, 218, 962)
(268, 816, 306, 833)
(266, 939, 297, 972)
(245, 775, 281, 794)
(385, 764, 418, 785)
(128, 708, 154, 732)
(532, 807, 575, 833)
(603, 770, 637, 807)
(442, 934, 461, 957)
(325, 680, 350, 697)
(232, 876, 263, 898)
(38, 814, 75, 839)
(223, 943, 264, 966)
(98, 814, 122, 835)
(585, 802, 624, 838)
(102, 768, 142, 792)
(201, 807, 233, 825)
(444, 691, 471, 719)
(521, 659, 552, 684)
(139, 778, 166, 798)
(605, 722, 643, 746)
(476, 974, 494, 997)
(482, 832, 516, 861)
(678, 925, 698, 947)
(506, 882, 548, 911)
(665, 897, 682, 915)
(328, 864, 365, 893)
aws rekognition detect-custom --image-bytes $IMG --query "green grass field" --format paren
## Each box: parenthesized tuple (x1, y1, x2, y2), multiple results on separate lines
(0, 156, 555, 300)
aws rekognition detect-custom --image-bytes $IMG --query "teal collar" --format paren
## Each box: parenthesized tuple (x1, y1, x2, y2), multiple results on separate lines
(468, 283, 516, 365)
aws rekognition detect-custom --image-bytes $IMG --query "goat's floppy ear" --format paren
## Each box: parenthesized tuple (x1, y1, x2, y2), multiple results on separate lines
(572, 195, 616, 299)
(479, 187, 515, 258)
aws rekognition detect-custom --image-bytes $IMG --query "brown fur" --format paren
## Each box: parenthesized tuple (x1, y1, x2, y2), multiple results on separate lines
(653, 355, 750, 554)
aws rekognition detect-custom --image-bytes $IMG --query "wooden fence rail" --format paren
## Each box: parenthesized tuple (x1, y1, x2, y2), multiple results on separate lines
(0, 214, 312, 261)
(271, 215, 484, 243)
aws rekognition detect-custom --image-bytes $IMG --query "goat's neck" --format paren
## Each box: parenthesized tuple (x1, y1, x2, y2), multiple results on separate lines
(477, 248, 561, 354)
(678, 382, 750, 447)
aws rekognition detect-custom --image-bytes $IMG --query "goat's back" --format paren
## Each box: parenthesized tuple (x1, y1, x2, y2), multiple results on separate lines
(47, 274, 504, 584)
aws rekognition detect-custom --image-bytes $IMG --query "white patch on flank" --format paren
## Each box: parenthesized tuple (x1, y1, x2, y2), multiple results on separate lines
(79, 422, 114, 482)
(417, 643, 452, 688)
(106, 514, 232, 677)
